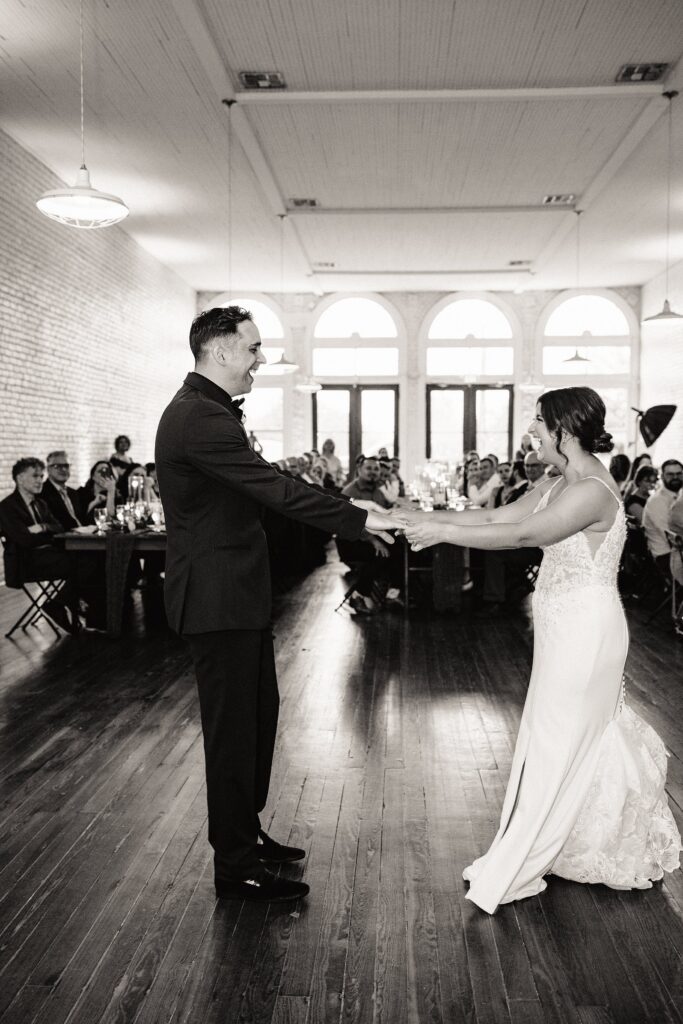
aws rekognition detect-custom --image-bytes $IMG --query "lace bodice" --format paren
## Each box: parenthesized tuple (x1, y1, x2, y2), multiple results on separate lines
(533, 477, 626, 600)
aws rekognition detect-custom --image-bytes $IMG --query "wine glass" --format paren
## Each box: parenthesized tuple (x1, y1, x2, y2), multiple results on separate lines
(94, 508, 108, 533)
(150, 502, 163, 530)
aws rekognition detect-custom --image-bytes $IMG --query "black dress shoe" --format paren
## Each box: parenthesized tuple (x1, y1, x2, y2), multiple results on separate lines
(215, 868, 309, 903)
(257, 829, 306, 864)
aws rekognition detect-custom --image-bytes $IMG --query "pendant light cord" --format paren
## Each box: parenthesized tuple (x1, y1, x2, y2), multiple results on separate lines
(79, 0, 86, 168)
(665, 95, 673, 297)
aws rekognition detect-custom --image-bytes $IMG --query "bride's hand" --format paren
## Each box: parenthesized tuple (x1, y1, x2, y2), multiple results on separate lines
(402, 518, 444, 551)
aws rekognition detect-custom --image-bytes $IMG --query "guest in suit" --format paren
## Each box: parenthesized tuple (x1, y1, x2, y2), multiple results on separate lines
(155, 306, 392, 904)
(41, 450, 83, 529)
(0, 458, 77, 632)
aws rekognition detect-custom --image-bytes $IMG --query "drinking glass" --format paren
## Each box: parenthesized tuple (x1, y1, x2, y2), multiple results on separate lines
(94, 508, 108, 533)
(115, 504, 126, 526)
(419, 494, 434, 512)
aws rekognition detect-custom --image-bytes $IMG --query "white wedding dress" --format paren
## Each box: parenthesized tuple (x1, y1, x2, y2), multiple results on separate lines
(463, 476, 681, 914)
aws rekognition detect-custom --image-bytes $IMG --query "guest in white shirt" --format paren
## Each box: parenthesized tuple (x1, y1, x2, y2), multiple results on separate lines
(468, 457, 501, 507)
(321, 439, 344, 486)
(642, 459, 683, 573)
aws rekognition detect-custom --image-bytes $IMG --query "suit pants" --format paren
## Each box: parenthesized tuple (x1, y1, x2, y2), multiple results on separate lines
(186, 628, 280, 881)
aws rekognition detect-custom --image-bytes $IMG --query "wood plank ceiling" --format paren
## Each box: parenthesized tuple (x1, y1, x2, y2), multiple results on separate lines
(1, 0, 682, 294)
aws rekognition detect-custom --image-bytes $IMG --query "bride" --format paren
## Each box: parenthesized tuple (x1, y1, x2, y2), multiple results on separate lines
(396, 386, 681, 914)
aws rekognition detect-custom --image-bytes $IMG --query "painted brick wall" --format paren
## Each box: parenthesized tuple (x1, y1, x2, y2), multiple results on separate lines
(640, 262, 683, 463)
(0, 127, 196, 508)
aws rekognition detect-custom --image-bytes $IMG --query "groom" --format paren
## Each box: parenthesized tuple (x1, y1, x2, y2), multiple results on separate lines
(155, 306, 391, 903)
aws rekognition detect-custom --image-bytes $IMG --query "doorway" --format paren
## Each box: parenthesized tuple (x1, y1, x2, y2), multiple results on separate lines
(312, 385, 399, 474)
(426, 384, 514, 462)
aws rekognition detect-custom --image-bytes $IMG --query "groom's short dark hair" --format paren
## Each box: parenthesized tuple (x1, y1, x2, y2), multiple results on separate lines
(190, 306, 253, 360)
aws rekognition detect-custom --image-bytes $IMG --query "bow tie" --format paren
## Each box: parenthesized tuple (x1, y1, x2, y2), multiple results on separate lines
(230, 398, 245, 421)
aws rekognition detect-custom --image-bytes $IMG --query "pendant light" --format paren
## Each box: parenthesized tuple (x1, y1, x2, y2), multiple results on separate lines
(36, 0, 128, 229)
(269, 215, 299, 374)
(295, 377, 322, 392)
(643, 91, 682, 323)
(563, 210, 592, 363)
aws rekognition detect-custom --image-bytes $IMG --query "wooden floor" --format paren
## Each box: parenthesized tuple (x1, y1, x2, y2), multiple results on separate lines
(0, 561, 682, 1024)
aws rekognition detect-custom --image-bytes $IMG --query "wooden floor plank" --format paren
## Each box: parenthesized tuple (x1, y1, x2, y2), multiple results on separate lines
(0, 561, 681, 1024)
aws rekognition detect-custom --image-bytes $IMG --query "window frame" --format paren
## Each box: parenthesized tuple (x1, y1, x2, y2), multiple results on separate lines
(426, 383, 514, 461)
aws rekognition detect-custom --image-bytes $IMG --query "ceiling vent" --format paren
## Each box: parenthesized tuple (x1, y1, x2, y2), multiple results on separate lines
(616, 63, 669, 83)
(542, 194, 576, 206)
(238, 71, 286, 89)
(289, 197, 318, 208)
(312, 261, 335, 269)
(508, 259, 531, 267)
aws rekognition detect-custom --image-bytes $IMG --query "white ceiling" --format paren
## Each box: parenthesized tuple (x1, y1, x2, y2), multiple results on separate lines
(2, 0, 682, 295)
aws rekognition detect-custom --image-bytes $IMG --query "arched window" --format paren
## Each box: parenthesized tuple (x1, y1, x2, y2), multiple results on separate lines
(425, 298, 515, 377)
(312, 296, 400, 376)
(218, 297, 287, 460)
(315, 297, 398, 338)
(422, 296, 518, 461)
(539, 291, 636, 451)
(221, 297, 285, 369)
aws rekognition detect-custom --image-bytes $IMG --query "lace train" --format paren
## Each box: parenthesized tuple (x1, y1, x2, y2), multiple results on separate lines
(552, 705, 681, 889)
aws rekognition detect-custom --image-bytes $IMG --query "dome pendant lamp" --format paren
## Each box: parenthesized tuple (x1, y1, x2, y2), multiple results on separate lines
(643, 91, 682, 323)
(36, 0, 128, 229)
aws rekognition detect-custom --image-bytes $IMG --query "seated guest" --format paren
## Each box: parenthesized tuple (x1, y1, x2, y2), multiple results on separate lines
(508, 451, 545, 503)
(145, 462, 160, 498)
(0, 458, 77, 631)
(391, 457, 405, 498)
(110, 434, 133, 475)
(669, 489, 683, 595)
(468, 456, 501, 508)
(623, 453, 653, 502)
(297, 454, 315, 483)
(115, 463, 151, 504)
(643, 459, 683, 574)
(624, 465, 659, 525)
(342, 455, 392, 509)
(78, 460, 117, 525)
(321, 438, 344, 486)
(42, 450, 83, 529)
(285, 456, 300, 477)
(488, 461, 513, 507)
(378, 459, 400, 506)
(609, 453, 631, 494)
(514, 433, 534, 460)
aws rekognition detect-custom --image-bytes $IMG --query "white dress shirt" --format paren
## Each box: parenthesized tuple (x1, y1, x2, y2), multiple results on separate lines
(642, 487, 677, 558)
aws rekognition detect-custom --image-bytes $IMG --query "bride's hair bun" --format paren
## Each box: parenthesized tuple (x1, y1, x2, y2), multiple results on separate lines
(591, 430, 614, 454)
(538, 387, 614, 459)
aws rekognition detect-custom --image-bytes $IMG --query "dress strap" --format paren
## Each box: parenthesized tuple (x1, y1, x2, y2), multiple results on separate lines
(582, 476, 621, 505)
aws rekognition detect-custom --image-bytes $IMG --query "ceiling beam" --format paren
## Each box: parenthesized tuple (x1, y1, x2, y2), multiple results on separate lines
(238, 85, 664, 106)
(288, 205, 574, 216)
(168, 0, 318, 289)
(314, 268, 532, 276)
(533, 94, 669, 275)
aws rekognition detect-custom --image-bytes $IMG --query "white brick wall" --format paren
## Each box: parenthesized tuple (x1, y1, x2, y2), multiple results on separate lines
(0, 129, 196, 582)
(641, 262, 683, 463)
(0, 127, 196, 494)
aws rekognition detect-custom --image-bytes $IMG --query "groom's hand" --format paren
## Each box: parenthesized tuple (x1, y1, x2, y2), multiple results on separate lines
(364, 509, 395, 545)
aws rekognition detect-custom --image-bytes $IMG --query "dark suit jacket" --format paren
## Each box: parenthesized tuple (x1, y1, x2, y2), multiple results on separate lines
(0, 490, 63, 587)
(155, 372, 367, 634)
(41, 478, 82, 530)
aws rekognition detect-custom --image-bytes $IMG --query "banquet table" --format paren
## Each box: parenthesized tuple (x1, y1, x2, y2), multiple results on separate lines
(59, 530, 166, 637)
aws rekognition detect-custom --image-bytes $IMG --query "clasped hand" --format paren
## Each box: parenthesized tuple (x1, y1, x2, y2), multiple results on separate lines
(388, 508, 443, 551)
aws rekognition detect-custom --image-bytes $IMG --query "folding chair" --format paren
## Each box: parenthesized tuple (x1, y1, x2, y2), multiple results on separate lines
(1, 536, 66, 639)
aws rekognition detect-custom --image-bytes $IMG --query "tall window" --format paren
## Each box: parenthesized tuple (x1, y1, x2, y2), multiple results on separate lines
(540, 293, 634, 451)
(221, 298, 286, 457)
(424, 298, 516, 461)
(312, 297, 400, 377)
